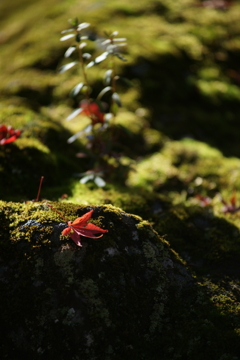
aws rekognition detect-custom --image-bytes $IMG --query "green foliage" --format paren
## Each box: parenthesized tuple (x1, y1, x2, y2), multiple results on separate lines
(58, 19, 130, 186)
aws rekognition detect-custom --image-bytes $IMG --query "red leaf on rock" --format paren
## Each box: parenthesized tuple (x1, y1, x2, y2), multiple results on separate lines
(221, 190, 240, 214)
(0, 124, 21, 145)
(47, 205, 108, 246)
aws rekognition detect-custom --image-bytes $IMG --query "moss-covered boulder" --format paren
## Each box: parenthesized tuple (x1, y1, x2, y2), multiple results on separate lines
(1, 201, 240, 360)
(0, 104, 87, 200)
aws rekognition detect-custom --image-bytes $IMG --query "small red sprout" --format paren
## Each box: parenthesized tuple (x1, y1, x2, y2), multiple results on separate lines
(0, 124, 21, 145)
(35, 176, 44, 202)
(24, 176, 45, 203)
(221, 190, 240, 214)
(47, 205, 108, 246)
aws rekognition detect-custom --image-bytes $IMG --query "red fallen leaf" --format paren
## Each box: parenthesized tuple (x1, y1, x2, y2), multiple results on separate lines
(221, 190, 240, 214)
(47, 205, 108, 246)
(0, 124, 21, 145)
(195, 194, 212, 207)
(195, 0, 232, 10)
(80, 100, 105, 125)
(230, 191, 237, 207)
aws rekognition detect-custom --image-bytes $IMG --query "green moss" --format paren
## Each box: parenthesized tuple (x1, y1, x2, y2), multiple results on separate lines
(162, 138, 222, 161)
(124, 138, 240, 207)
(127, 152, 178, 190)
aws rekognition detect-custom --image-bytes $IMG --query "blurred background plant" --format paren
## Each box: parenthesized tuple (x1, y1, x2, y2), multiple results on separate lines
(1, 0, 240, 204)
(59, 18, 129, 186)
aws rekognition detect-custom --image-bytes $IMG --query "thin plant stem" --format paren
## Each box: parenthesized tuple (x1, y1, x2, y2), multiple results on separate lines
(109, 36, 118, 127)
(35, 176, 44, 202)
(47, 204, 69, 223)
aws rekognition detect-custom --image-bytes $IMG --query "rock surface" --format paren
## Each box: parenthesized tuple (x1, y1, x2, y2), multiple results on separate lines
(0, 201, 240, 359)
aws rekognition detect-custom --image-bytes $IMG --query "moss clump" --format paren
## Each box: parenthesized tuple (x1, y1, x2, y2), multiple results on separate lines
(126, 151, 178, 190)
(124, 138, 240, 201)
(63, 181, 172, 221)
(153, 204, 240, 268)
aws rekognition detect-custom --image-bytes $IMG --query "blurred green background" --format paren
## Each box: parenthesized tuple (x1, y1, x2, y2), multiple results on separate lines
(1, 0, 240, 200)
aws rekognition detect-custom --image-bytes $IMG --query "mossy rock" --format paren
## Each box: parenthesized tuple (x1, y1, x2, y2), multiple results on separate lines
(154, 203, 240, 271)
(126, 138, 240, 198)
(0, 104, 87, 200)
(65, 179, 240, 275)
(1, 201, 240, 360)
